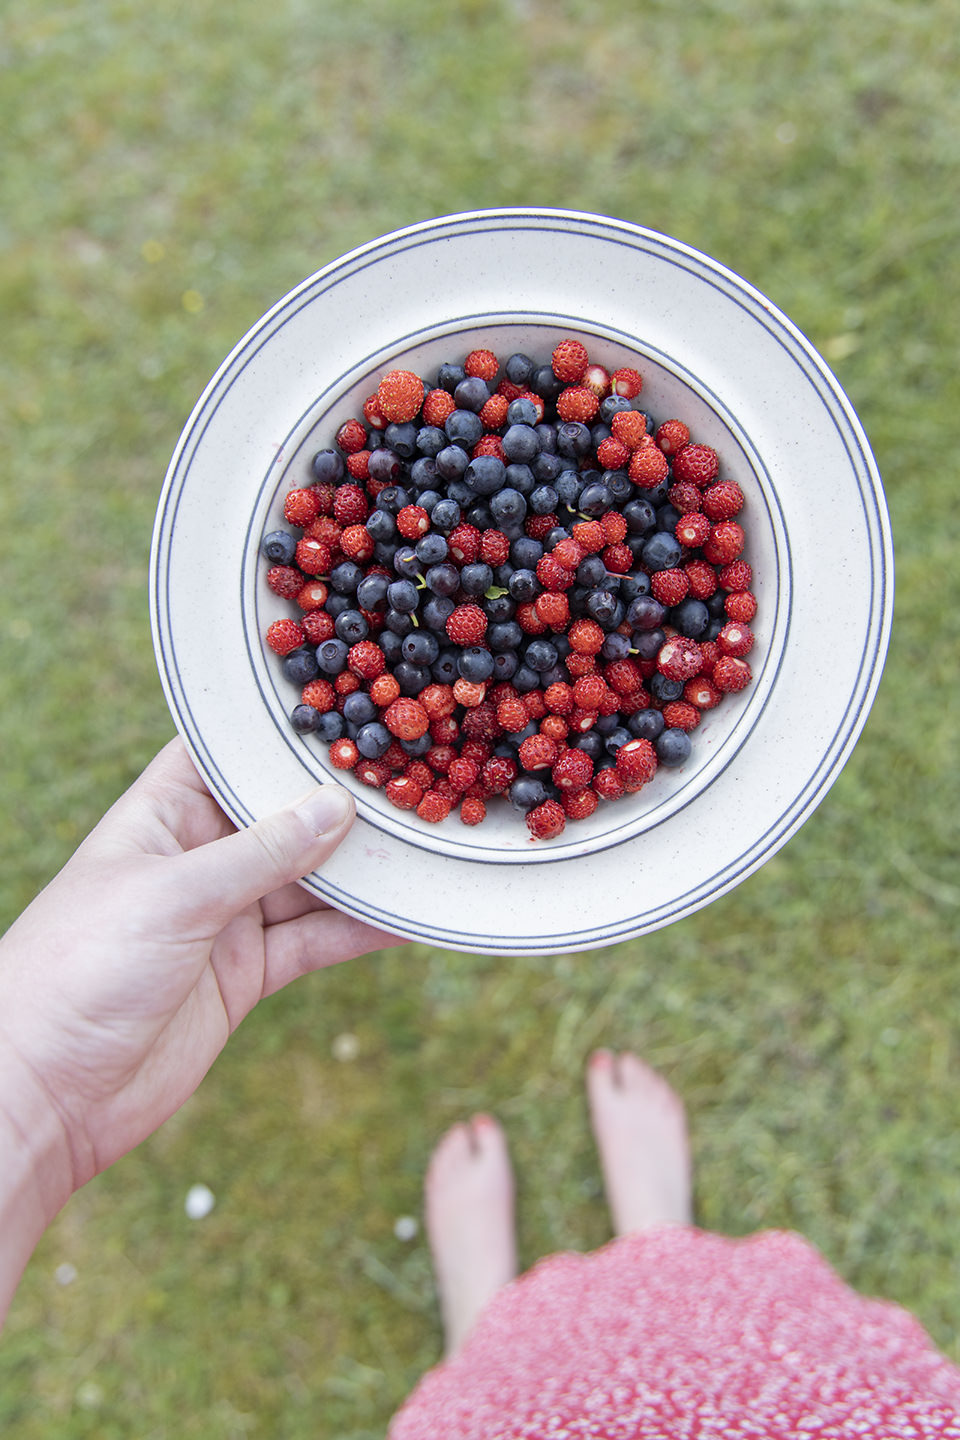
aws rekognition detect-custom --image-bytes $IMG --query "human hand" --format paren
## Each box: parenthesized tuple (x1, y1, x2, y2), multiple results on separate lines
(0, 738, 396, 1238)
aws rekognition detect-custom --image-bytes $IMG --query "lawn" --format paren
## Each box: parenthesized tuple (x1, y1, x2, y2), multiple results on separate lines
(1, 0, 958, 1435)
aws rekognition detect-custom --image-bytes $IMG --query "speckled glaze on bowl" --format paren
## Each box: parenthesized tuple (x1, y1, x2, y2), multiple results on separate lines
(150, 209, 893, 954)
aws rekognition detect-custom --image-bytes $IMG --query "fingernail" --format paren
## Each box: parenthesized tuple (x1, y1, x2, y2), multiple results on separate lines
(295, 785, 353, 837)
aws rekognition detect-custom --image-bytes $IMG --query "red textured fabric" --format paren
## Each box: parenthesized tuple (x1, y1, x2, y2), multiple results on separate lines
(389, 1227, 960, 1438)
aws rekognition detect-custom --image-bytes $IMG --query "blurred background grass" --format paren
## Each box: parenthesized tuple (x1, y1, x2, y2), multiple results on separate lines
(1, 0, 958, 1434)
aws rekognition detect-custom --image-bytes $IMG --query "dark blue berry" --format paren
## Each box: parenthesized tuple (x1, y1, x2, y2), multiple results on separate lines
(501, 423, 541, 463)
(524, 638, 559, 672)
(436, 361, 465, 393)
(394, 660, 431, 694)
(453, 375, 491, 412)
(579, 481, 614, 516)
(366, 507, 397, 543)
(330, 560, 362, 594)
(465, 454, 506, 495)
(556, 421, 593, 458)
(415, 532, 449, 566)
(342, 691, 377, 725)
(445, 409, 484, 449)
(386, 578, 419, 613)
(632, 627, 666, 660)
(623, 497, 657, 534)
(656, 728, 692, 766)
(509, 776, 549, 813)
(505, 352, 534, 385)
(355, 722, 392, 759)
(671, 598, 711, 638)
(628, 708, 666, 741)
(334, 609, 368, 644)
(507, 568, 539, 602)
(431, 497, 461, 531)
(488, 620, 523, 652)
(641, 531, 683, 572)
(282, 648, 319, 685)
(650, 672, 684, 703)
(315, 638, 348, 675)
(423, 595, 456, 631)
(262, 530, 296, 564)
(424, 563, 460, 597)
(401, 630, 440, 666)
(311, 449, 344, 483)
(384, 422, 418, 458)
(367, 448, 401, 483)
(290, 703, 321, 734)
(458, 646, 495, 682)
(436, 444, 470, 479)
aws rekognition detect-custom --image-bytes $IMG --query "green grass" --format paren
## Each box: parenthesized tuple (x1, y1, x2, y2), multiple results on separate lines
(2, 0, 959, 1434)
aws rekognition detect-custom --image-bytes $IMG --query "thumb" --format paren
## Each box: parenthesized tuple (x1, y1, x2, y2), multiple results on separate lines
(170, 784, 356, 926)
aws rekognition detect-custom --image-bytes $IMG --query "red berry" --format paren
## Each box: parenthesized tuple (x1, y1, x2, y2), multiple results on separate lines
(417, 791, 452, 823)
(655, 419, 691, 454)
(596, 435, 630, 470)
(266, 565, 305, 600)
(300, 610, 336, 644)
(536, 554, 576, 592)
(479, 393, 509, 430)
(482, 754, 517, 793)
(447, 523, 482, 565)
(551, 535, 586, 570)
(525, 799, 566, 840)
(684, 559, 719, 600)
(369, 672, 401, 707)
(611, 410, 649, 449)
(300, 678, 336, 712)
(713, 656, 752, 693)
(556, 386, 599, 423)
(600, 511, 628, 544)
(422, 388, 456, 427)
(383, 697, 430, 740)
(684, 677, 722, 710)
(518, 734, 558, 771)
(672, 443, 719, 487)
(668, 482, 702, 514)
(348, 640, 386, 679)
(593, 768, 625, 800)
(446, 603, 487, 646)
(283, 487, 322, 526)
(295, 537, 330, 575)
(702, 480, 744, 521)
(534, 591, 570, 629)
(650, 569, 690, 607)
(419, 683, 457, 718)
(447, 757, 480, 793)
(376, 369, 424, 424)
(265, 618, 305, 655)
(662, 701, 701, 731)
(725, 590, 758, 623)
(459, 796, 487, 826)
(396, 504, 431, 539)
(340, 525, 374, 562)
(335, 418, 367, 454)
(333, 485, 368, 526)
(385, 775, 423, 810)
(602, 542, 633, 575)
(551, 339, 589, 383)
(703, 522, 745, 566)
(453, 678, 487, 708)
(480, 529, 510, 565)
(629, 445, 670, 489)
(355, 758, 391, 788)
(464, 348, 500, 381)
(571, 519, 605, 553)
(657, 635, 703, 682)
(615, 738, 658, 787)
(674, 512, 712, 549)
(552, 749, 594, 791)
(329, 737, 359, 769)
(581, 363, 611, 398)
(610, 366, 643, 399)
(362, 394, 386, 430)
(544, 680, 575, 714)
(717, 621, 755, 658)
(568, 618, 605, 655)
(720, 559, 753, 592)
(562, 787, 599, 820)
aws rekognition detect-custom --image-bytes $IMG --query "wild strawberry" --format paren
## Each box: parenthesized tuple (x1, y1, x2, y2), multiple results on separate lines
(611, 410, 649, 449)
(266, 565, 305, 600)
(417, 791, 452, 823)
(447, 523, 482, 565)
(562, 787, 599, 820)
(568, 617, 605, 655)
(265, 618, 305, 655)
(703, 522, 745, 566)
(340, 525, 374, 562)
(383, 697, 430, 740)
(348, 640, 385, 679)
(335, 418, 367, 454)
(446, 604, 487, 646)
(518, 734, 558, 771)
(526, 799, 566, 840)
(662, 701, 701, 731)
(385, 775, 423, 810)
(479, 393, 510, 430)
(674, 513, 712, 549)
(668, 482, 702, 514)
(717, 621, 755, 657)
(672, 443, 719, 487)
(552, 338, 589, 383)
(460, 738, 492, 765)
(593, 767, 625, 800)
(370, 672, 401, 707)
(335, 671, 361, 697)
(602, 543, 633, 574)
(483, 755, 518, 794)
(283, 487, 322, 527)
(362, 393, 386, 430)
(419, 683, 457, 718)
(702, 480, 744, 521)
(300, 678, 336, 712)
(430, 715, 459, 746)
(464, 348, 499, 381)
(307, 515, 342, 549)
(376, 369, 424, 424)
(522, 690, 547, 719)
(610, 366, 643, 399)
(536, 554, 576, 591)
(650, 569, 690, 607)
(333, 484, 368, 526)
(294, 537, 330, 575)
(596, 435, 630, 470)
(572, 674, 609, 710)
(525, 512, 558, 540)
(480, 529, 510, 566)
(552, 749, 594, 791)
(713, 656, 752, 692)
(657, 635, 703, 682)
(396, 504, 431, 540)
(345, 449, 370, 480)
(582, 362, 611, 398)
(473, 434, 506, 461)
(603, 658, 644, 696)
(719, 559, 753, 592)
(516, 389, 545, 422)
(572, 519, 605, 553)
(725, 590, 758, 623)
(461, 703, 501, 743)
(556, 385, 599, 423)
(629, 445, 670, 489)
(684, 677, 722, 710)
(684, 559, 719, 600)
(570, 708, 600, 738)
(426, 744, 456, 774)
(459, 796, 487, 826)
(655, 419, 690, 455)
(615, 738, 658, 786)
(544, 680, 575, 714)
(535, 591, 570, 629)
(355, 758, 391, 788)
(328, 737, 359, 769)
(422, 388, 456, 427)
(403, 759, 434, 790)
(300, 610, 336, 644)
(453, 678, 487, 708)
(551, 535, 585, 570)
(540, 714, 569, 742)
(600, 510, 628, 544)
(516, 601, 548, 635)
(698, 640, 720, 675)
(448, 757, 480, 793)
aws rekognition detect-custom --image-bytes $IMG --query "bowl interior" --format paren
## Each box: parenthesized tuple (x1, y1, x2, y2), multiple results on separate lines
(244, 315, 791, 864)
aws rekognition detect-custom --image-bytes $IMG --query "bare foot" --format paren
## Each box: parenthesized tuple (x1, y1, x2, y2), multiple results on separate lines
(586, 1049, 693, 1236)
(425, 1114, 517, 1357)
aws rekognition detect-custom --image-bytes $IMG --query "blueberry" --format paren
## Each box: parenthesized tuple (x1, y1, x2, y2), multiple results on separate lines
(532, 450, 563, 483)
(384, 422, 418, 458)
(656, 504, 682, 533)
(425, 563, 460, 597)
(606, 469, 633, 503)
(458, 646, 495, 682)
(342, 690, 377, 725)
(512, 663, 540, 693)
(290, 703, 321, 734)
(576, 554, 608, 588)
(415, 532, 449, 566)
(401, 630, 440, 666)
(556, 421, 593, 458)
(376, 485, 411, 514)
(501, 423, 541, 463)
(509, 775, 549, 812)
(641, 531, 683, 572)
(490, 487, 527, 527)
(282, 647, 319, 686)
(311, 449, 345, 484)
(365, 507, 397, 543)
(574, 731, 604, 761)
(623, 497, 657, 534)
(379, 630, 403, 664)
(485, 592, 516, 623)
(492, 650, 519, 680)
(628, 708, 666, 741)
(599, 394, 633, 423)
(650, 672, 684, 703)
(316, 709, 345, 741)
(510, 536, 543, 569)
(315, 637, 348, 675)
(423, 595, 456, 631)
(579, 481, 614, 516)
(488, 620, 523, 652)
(618, 572, 650, 601)
(334, 609, 368, 644)
(504, 463, 535, 496)
(460, 562, 494, 596)
(431, 497, 461, 531)
(465, 454, 506, 495)
(431, 649, 459, 683)
(602, 631, 632, 661)
(262, 530, 296, 564)
(416, 426, 448, 457)
(355, 722, 392, 759)
(555, 472, 584, 510)
(524, 638, 559, 672)
(401, 732, 433, 756)
(394, 660, 431, 695)
(504, 352, 534, 385)
(627, 595, 667, 631)
(436, 361, 465, 393)
(529, 365, 564, 403)
(507, 567, 539, 602)
(632, 627, 666, 660)
(453, 375, 491, 412)
(324, 592, 352, 619)
(445, 409, 484, 449)
(529, 484, 559, 515)
(585, 589, 619, 626)
(386, 578, 419, 613)
(367, 448, 401, 484)
(409, 457, 439, 489)
(385, 608, 415, 637)
(656, 727, 693, 766)
(330, 560, 362, 594)
(436, 444, 470, 479)
(356, 572, 390, 610)
(671, 598, 710, 638)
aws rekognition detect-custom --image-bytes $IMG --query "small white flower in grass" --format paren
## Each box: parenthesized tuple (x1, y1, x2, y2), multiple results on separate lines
(55, 1262, 78, 1286)
(185, 1183, 216, 1219)
(394, 1215, 419, 1242)
(332, 1032, 360, 1062)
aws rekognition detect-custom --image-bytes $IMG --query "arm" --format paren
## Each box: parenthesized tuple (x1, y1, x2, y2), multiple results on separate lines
(0, 737, 396, 1323)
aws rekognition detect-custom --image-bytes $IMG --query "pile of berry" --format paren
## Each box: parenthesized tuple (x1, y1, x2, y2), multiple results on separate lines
(261, 340, 756, 840)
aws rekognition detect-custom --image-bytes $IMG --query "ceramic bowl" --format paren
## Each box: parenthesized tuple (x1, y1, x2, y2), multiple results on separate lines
(150, 209, 893, 954)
